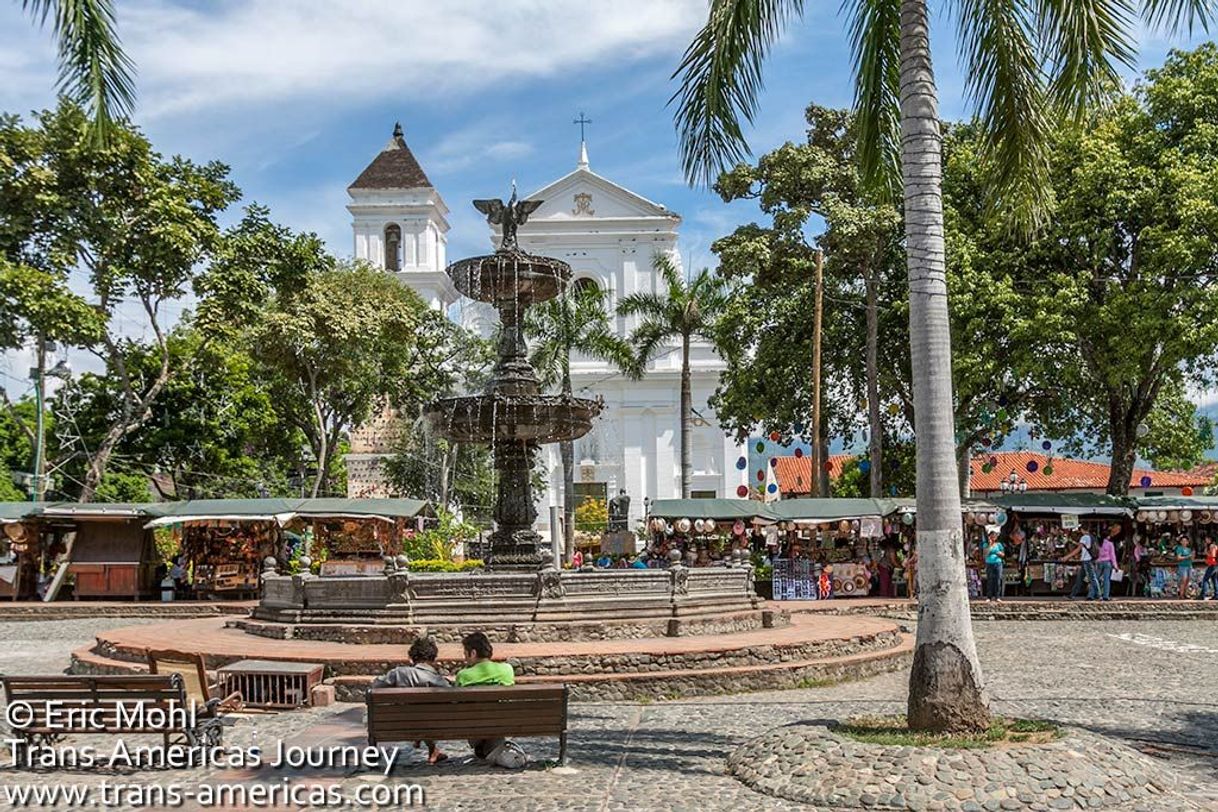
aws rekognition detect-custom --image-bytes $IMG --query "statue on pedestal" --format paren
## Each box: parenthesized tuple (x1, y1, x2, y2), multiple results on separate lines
(608, 489, 631, 533)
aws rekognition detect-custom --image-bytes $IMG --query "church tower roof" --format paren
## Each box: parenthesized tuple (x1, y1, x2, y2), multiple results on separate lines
(349, 122, 432, 190)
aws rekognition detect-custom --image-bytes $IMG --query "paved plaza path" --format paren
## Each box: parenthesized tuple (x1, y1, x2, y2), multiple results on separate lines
(2, 616, 1216, 810)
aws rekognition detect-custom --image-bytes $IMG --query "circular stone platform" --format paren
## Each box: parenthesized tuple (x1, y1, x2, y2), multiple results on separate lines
(70, 612, 912, 701)
(728, 723, 1201, 811)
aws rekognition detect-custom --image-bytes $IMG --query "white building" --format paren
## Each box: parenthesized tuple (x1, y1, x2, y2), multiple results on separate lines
(346, 124, 748, 531)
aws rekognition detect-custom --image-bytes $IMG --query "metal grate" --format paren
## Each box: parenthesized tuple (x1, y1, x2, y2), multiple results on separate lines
(217, 660, 324, 709)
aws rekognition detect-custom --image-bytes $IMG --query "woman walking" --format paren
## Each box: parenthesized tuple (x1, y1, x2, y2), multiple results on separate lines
(1095, 533, 1118, 602)
(1198, 536, 1218, 600)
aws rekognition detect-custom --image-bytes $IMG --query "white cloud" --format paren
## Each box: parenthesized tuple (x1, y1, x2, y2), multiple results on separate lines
(1, 0, 706, 120)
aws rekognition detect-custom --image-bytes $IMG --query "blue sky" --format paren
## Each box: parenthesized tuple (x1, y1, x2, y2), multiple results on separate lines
(1, 1, 1213, 421)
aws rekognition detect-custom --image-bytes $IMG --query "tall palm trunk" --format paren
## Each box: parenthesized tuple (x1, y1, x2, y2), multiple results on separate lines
(899, 0, 989, 731)
(865, 269, 884, 498)
(561, 369, 576, 562)
(680, 333, 692, 498)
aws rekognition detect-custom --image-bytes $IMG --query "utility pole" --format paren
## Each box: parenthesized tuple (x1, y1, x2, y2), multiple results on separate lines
(810, 250, 825, 497)
(31, 336, 46, 503)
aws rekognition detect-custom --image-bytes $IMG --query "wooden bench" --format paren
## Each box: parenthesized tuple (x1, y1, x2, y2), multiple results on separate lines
(366, 684, 569, 765)
(0, 674, 226, 746)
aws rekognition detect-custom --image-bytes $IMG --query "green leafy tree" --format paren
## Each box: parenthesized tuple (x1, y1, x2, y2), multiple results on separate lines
(525, 282, 639, 559)
(251, 262, 452, 497)
(672, 0, 1214, 732)
(0, 104, 240, 500)
(712, 104, 903, 497)
(945, 47, 1218, 494)
(618, 256, 730, 498)
(53, 324, 300, 500)
(18, 0, 135, 142)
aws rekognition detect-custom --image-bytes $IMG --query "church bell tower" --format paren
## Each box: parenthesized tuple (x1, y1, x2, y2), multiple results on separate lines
(347, 122, 456, 309)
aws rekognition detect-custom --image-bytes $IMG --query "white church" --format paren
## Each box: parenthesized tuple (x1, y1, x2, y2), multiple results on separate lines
(345, 123, 749, 533)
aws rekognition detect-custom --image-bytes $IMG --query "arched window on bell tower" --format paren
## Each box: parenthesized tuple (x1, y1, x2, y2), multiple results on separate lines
(384, 224, 403, 271)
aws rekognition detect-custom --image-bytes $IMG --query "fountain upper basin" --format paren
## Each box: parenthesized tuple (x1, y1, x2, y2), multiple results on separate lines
(426, 393, 603, 445)
(448, 251, 571, 305)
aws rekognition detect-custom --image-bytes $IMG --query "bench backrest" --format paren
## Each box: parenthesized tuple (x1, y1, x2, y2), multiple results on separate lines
(0, 674, 188, 734)
(146, 648, 211, 705)
(366, 684, 568, 746)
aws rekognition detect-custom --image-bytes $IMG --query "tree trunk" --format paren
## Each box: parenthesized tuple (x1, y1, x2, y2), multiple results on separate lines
(680, 334, 692, 498)
(899, 0, 989, 732)
(1107, 400, 1137, 496)
(865, 272, 884, 498)
(957, 444, 972, 500)
(817, 426, 830, 497)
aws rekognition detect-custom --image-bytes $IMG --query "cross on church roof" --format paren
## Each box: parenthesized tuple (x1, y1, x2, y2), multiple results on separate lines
(573, 112, 591, 141)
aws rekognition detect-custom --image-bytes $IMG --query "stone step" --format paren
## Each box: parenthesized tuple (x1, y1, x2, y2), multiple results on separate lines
(71, 633, 913, 702)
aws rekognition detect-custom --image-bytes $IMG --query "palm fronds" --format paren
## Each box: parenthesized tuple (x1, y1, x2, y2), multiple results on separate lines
(22, 0, 136, 143)
(671, 0, 806, 187)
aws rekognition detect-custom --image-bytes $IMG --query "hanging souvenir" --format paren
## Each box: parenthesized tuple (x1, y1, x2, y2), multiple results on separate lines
(736, 484, 749, 498)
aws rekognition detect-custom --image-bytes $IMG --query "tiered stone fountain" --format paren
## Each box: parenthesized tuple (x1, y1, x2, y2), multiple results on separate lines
(246, 190, 763, 636)
(423, 188, 602, 568)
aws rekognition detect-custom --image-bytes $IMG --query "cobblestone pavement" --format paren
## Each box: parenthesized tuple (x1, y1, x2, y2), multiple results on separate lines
(1, 618, 1216, 810)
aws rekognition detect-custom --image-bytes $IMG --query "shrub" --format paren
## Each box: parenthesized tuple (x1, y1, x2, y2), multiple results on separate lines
(407, 559, 485, 573)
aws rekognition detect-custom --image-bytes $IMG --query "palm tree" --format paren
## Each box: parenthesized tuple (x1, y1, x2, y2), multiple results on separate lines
(20, 0, 135, 141)
(618, 255, 729, 499)
(672, 0, 1210, 731)
(525, 282, 639, 564)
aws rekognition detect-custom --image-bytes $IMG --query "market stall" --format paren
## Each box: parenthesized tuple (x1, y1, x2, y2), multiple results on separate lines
(765, 499, 905, 600)
(1132, 495, 1218, 598)
(291, 498, 433, 576)
(989, 493, 1132, 597)
(145, 498, 437, 595)
(40, 503, 164, 600)
(0, 502, 39, 600)
(644, 498, 770, 570)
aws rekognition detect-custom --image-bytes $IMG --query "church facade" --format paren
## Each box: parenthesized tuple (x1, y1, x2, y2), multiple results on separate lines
(345, 124, 748, 534)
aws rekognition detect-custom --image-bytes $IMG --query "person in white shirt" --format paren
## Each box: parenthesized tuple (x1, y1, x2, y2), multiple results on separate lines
(1064, 530, 1098, 600)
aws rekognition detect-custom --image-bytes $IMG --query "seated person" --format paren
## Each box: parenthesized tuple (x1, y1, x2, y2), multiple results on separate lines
(455, 632, 524, 767)
(630, 556, 649, 569)
(595, 552, 612, 568)
(371, 637, 451, 763)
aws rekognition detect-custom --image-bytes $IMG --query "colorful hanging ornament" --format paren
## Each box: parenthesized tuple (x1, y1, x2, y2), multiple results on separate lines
(769, 430, 781, 442)
(736, 485, 749, 497)
(769, 457, 779, 468)
(767, 483, 778, 494)
(858, 459, 871, 473)
(1140, 475, 1153, 488)
(1026, 460, 1039, 473)
(756, 441, 766, 453)
(1041, 440, 1052, 451)
(736, 456, 747, 470)
(757, 470, 766, 482)
(1043, 464, 1054, 477)
(794, 448, 804, 458)
(1183, 486, 1194, 497)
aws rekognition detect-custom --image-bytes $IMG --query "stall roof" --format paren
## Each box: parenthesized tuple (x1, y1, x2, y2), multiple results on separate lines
(991, 492, 1132, 516)
(770, 498, 890, 522)
(144, 498, 433, 527)
(0, 502, 38, 523)
(292, 498, 431, 520)
(1135, 495, 1218, 510)
(39, 502, 167, 519)
(647, 498, 774, 521)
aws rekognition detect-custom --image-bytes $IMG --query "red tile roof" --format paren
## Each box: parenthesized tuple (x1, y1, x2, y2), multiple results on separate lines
(773, 454, 854, 496)
(773, 450, 1213, 495)
(969, 451, 1210, 492)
